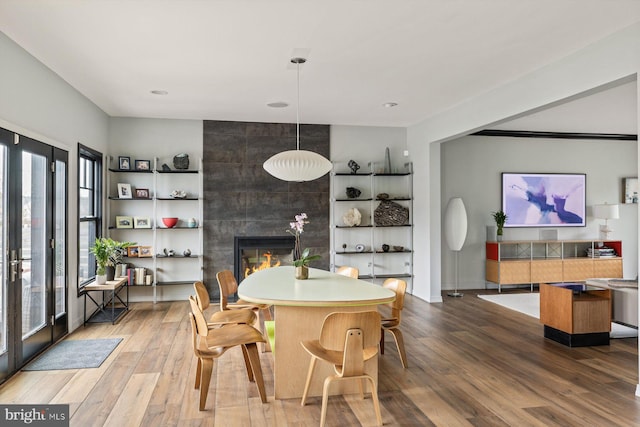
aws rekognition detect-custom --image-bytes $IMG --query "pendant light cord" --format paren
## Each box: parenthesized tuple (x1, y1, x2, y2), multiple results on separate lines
(296, 59, 300, 151)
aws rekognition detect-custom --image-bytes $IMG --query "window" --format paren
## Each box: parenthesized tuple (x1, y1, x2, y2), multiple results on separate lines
(78, 144, 102, 289)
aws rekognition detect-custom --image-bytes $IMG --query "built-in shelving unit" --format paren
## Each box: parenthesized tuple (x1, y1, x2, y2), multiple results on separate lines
(330, 161, 413, 289)
(106, 156, 203, 303)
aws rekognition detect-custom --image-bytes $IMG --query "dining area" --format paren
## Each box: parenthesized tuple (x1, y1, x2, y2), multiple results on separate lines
(188, 265, 408, 426)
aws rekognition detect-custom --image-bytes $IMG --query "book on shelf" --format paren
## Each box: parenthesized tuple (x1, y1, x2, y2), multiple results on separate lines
(586, 247, 617, 257)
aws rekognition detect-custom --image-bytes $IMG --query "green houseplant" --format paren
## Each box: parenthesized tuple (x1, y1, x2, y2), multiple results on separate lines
(90, 237, 135, 283)
(492, 210, 508, 240)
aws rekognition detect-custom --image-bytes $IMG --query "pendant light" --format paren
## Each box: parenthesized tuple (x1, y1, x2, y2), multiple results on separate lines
(263, 57, 333, 182)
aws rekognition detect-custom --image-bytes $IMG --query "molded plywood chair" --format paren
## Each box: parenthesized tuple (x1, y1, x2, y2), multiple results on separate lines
(300, 311, 382, 427)
(336, 266, 359, 279)
(216, 270, 273, 322)
(193, 281, 256, 327)
(379, 278, 408, 368)
(188, 296, 267, 410)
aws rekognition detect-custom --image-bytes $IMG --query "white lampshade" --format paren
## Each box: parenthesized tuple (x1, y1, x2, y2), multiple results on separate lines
(263, 150, 332, 182)
(593, 203, 620, 220)
(444, 197, 468, 251)
(263, 57, 333, 182)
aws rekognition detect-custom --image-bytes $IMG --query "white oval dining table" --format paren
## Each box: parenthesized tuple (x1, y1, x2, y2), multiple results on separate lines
(239, 266, 395, 400)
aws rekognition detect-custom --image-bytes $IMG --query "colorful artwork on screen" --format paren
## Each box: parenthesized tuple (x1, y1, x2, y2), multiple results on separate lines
(502, 173, 586, 227)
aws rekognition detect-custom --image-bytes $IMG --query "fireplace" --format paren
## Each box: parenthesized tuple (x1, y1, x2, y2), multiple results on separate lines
(234, 236, 296, 284)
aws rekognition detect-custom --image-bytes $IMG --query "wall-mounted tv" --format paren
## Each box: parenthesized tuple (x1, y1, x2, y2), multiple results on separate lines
(502, 173, 586, 228)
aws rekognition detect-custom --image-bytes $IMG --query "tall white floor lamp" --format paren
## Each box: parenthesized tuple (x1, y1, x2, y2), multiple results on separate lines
(444, 197, 468, 298)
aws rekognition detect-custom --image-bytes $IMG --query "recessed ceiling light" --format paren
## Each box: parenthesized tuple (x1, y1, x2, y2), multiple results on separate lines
(267, 102, 289, 108)
(150, 90, 168, 95)
(383, 102, 398, 108)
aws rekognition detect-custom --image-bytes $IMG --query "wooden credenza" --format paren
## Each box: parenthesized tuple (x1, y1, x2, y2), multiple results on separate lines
(486, 240, 622, 292)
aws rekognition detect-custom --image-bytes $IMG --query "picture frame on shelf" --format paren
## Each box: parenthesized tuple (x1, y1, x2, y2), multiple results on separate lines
(135, 159, 151, 171)
(134, 217, 151, 229)
(117, 183, 132, 199)
(115, 216, 133, 229)
(127, 246, 139, 257)
(135, 188, 150, 199)
(138, 246, 153, 257)
(624, 177, 638, 204)
(118, 156, 131, 170)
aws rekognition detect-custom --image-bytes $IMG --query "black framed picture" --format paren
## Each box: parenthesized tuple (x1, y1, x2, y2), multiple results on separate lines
(118, 156, 131, 170)
(135, 159, 151, 171)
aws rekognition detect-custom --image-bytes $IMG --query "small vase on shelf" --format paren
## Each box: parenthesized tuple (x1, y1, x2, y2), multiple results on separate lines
(295, 265, 309, 280)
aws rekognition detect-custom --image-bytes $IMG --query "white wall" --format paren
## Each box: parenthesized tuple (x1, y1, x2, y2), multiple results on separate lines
(440, 136, 638, 290)
(408, 22, 640, 306)
(108, 117, 203, 302)
(0, 31, 110, 331)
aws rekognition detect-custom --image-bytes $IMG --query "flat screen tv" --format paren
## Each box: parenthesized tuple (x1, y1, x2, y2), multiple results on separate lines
(502, 173, 586, 228)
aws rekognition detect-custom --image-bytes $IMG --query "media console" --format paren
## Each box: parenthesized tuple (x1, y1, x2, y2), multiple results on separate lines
(486, 239, 622, 292)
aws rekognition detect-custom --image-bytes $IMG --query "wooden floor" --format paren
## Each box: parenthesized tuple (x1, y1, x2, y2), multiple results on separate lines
(1, 290, 640, 426)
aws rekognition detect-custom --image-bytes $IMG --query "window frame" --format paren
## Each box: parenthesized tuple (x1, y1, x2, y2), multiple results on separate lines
(77, 143, 102, 291)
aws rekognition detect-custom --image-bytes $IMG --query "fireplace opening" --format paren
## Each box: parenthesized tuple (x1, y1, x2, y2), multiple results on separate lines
(234, 236, 295, 284)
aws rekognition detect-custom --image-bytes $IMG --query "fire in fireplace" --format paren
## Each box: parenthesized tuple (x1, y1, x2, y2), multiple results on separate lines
(234, 236, 295, 284)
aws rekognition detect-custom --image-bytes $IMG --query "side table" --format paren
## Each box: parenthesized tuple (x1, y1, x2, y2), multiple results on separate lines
(82, 277, 129, 325)
(540, 282, 611, 347)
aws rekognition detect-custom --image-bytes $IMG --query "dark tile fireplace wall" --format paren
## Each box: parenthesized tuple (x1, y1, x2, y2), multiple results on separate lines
(203, 120, 330, 298)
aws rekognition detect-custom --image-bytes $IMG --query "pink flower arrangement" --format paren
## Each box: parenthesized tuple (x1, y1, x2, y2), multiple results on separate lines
(287, 213, 321, 267)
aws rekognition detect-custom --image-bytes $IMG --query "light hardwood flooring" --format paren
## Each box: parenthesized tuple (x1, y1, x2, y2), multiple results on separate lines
(1, 290, 639, 426)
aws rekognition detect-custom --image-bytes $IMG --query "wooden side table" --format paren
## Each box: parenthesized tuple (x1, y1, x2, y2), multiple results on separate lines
(540, 282, 611, 347)
(82, 277, 129, 325)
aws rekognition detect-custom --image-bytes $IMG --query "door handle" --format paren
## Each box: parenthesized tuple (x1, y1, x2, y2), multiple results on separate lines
(9, 249, 22, 282)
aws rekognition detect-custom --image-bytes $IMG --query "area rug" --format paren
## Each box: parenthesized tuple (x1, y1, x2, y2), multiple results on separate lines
(23, 338, 123, 371)
(478, 293, 638, 339)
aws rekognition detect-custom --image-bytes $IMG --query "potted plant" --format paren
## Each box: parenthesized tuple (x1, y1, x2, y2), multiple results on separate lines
(287, 213, 322, 279)
(90, 237, 135, 284)
(492, 210, 508, 241)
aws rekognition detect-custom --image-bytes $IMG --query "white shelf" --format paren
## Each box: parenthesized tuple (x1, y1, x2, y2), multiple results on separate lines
(106, 156, 203, 303)
(330, 161, 413, 291)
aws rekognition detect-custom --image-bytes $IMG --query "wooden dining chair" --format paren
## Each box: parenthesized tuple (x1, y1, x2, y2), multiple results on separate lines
(193, 281, 256, 327)
(188, 296, 267, 410)
(216, 270, 273, 322)
(300, 310, 382, 427)
(336, 265, 359, 279)
(379, 278, 408, 368)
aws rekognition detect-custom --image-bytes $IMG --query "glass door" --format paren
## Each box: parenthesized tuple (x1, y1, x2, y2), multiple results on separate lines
(0, 129, 67, 382)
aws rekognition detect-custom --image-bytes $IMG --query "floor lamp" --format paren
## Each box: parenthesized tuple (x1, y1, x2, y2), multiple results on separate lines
(444, 197, 468, 297)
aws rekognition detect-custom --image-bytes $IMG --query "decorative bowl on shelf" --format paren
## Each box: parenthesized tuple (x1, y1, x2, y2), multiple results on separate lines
(162, 217, 178, 228)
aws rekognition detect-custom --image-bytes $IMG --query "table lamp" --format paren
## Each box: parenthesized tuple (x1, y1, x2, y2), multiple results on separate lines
(593, 203, 619, 241)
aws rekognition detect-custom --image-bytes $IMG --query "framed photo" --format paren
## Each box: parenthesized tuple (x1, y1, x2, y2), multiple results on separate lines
(127, 246, 139, 257)
(135, 160, 151, 171)
(135, 188, 150, 199)
(117, 183, 132, 199)
(115, 216, 133, 229)
(501, 172, 586, 228)
(134, 216, 151, 229)
(138, 246, 153, 257)
(624, 177, 638, 204)
(118, 156, 131, 170)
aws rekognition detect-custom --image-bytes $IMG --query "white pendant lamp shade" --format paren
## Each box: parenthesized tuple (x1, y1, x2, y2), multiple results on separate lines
(444, 197, 468, 251)
(263, 57, 332, 182)
(263, 150, 333, 182)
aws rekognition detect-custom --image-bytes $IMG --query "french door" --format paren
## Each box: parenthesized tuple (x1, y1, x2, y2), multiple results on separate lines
(0, 128, 68, 382)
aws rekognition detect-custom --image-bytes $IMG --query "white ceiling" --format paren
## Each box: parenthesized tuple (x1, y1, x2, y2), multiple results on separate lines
(0, 0, 639, 128)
